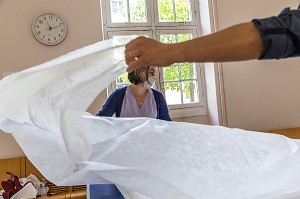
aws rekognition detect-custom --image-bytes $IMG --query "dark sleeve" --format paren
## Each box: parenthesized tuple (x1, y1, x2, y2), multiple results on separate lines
(96, 90, 119, 117)
(156, 91, 172, 121)
(252, 6, 300, 59)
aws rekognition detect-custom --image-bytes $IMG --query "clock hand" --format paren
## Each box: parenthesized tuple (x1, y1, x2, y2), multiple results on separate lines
(46, 21, 52, 30)
(51, 24, 62, 29)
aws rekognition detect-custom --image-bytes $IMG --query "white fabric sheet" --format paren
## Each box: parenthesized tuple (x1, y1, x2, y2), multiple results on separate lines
(1, 37, 300, 199)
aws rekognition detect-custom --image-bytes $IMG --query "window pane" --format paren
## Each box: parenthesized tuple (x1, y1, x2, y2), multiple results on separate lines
(163, 66, 179, 81)
(157, 0, 191, 22)
(160, 34, 177, 44)
(175, 0, 191, 22)
(177, 33, 192, 42)
(110, 0, 147, 23)
(182, 80, 198, 103)
(164, 82, 182, 105)
(130, 0, 147, 22)
(157, 0, 174, 22)
(180, 63, 196, 80)
(110, 0, 128, 22)
(160, 33, 192, 44)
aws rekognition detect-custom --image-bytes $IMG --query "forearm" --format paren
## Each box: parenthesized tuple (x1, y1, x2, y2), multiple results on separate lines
(125, 6, 300, 72)
(171, 6, 300, 63)
(170, 22, 264, 63)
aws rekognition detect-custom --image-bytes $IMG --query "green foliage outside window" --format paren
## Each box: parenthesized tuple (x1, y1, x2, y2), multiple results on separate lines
(130, 0, 147, 22)
(157, 0, 191, 22)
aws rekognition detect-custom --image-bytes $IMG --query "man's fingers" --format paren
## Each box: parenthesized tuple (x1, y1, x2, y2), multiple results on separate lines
(126, 58, 144, 73)
(125, 52, 133, 65)
(126, 49, 139, 58)
(125, 50, 140, 64)
(125, 36, 145, 52)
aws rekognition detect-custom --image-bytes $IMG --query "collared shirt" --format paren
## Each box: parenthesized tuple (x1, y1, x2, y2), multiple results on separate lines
(252, 5, 300, 59)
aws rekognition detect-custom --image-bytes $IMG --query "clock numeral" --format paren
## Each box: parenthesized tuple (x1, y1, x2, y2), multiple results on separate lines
(42, 35, 45, 39)
(48, 38, 51, 42)
(58, 34, 61, 37)
(37, 31, 41, 35)
(54, 37, 57, 41)
(39, 20, 43, 24)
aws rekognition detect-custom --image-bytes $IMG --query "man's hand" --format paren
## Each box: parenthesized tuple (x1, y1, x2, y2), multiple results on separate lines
(125, 36, 174, 72)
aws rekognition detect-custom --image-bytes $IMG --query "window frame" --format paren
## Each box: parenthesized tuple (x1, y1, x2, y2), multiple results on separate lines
(154, 29, 206, 109)
(101, 0, 208, 118)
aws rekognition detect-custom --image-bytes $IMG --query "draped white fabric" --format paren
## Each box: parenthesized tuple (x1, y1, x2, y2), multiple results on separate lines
(1, 37, 300, 199)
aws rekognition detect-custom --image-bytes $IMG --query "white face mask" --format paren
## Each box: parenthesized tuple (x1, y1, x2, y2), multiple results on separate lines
(143, 76, 156, 89)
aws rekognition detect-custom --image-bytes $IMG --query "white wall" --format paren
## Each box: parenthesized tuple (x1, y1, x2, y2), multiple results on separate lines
(0, 0, 103, 159)
(215, 0, 300, 131)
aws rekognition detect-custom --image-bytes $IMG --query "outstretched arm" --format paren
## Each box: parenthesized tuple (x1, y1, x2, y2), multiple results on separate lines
(125, 6, 300, 72)
(125, 22, 263, 72)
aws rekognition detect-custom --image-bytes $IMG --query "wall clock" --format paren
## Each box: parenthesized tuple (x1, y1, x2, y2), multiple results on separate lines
(32, 12, 68, 46)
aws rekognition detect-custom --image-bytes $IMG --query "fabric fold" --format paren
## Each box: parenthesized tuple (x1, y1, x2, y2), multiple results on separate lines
(1, 37, 300, 199)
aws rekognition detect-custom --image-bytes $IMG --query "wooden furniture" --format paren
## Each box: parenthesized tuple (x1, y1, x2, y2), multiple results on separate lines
(0, 157, 86, 199)
(268, 127, 300, 139)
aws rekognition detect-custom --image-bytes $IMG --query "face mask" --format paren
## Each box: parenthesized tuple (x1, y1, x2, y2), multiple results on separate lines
(144, 76, 156, 89)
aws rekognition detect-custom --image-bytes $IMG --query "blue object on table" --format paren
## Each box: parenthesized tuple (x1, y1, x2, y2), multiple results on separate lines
(89, 184, 125, 199)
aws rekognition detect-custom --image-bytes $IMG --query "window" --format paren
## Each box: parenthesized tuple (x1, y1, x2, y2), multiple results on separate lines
(101, 0, 207, 117)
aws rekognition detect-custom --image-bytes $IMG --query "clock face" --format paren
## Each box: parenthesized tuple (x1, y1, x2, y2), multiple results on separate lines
(32, 12, 68, 46)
